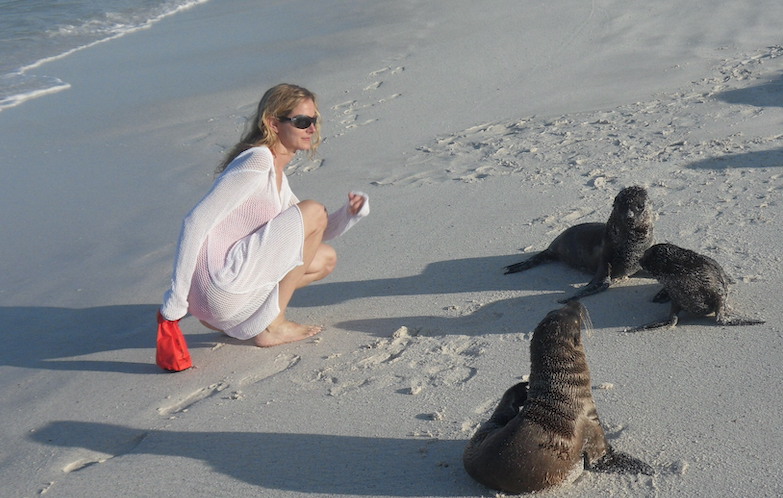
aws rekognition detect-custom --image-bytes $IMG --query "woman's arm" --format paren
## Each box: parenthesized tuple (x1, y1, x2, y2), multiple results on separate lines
(160, 150, 273, 320)
(323, 191, 370, 241)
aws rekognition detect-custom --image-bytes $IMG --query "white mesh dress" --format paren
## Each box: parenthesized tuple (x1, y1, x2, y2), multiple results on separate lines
(160, 146, 369, 340)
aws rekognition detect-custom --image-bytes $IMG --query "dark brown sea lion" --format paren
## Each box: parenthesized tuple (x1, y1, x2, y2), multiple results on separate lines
(504, 186, 654, 303)
(630, 243, 765, 330)
(463, 301, 652, 494)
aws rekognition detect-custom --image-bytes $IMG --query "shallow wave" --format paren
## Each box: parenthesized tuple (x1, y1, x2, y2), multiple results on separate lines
(0, 0, 211, 112)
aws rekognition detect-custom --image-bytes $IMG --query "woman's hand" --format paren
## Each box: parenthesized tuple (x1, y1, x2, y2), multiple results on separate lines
(348, 192, 366, 215)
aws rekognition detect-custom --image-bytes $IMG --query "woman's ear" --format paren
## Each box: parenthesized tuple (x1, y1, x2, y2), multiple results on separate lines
(266, 116, 279, 134)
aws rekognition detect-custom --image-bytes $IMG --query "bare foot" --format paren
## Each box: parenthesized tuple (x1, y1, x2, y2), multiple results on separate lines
(253, 320, 322, 347)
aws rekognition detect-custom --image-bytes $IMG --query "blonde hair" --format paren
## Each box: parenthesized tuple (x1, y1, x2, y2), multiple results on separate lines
(216, 83, 321, 174)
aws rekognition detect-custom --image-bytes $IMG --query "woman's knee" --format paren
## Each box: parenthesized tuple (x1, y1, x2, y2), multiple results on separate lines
(298, 200, 328, 233)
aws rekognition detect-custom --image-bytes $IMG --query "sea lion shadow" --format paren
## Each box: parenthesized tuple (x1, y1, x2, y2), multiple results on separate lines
(0, 305, 216, 374)
(31, 420, 481, 496)
(568, 280, 669, 330)
(577, 278, 758, 331)
(294, 253, 579, 307)
(336, 292, 576, 339)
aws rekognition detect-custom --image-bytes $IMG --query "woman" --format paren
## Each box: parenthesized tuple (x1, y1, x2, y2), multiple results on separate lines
(159, 83, 369, 348)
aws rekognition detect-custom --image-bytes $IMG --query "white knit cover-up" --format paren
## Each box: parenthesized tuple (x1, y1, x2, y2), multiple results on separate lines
(160, 146, 369, 340)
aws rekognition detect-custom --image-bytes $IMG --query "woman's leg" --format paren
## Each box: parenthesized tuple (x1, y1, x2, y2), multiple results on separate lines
(296, 243, 336, 289)
(254, 200, 332, 347)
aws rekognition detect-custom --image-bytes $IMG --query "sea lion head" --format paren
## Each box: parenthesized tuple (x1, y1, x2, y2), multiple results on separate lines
(531, 301, 591, 351)
(639, 243, 692, 276)
(612, 185, 652, 227)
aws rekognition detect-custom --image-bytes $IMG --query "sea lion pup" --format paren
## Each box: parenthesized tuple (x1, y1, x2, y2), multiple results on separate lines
(630, 243, 766, 331)
(504, 186, 654, 303)
(463, 302, 652, 494)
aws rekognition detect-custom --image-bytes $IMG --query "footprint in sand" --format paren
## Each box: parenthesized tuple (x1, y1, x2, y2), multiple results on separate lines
(62, 431, 148, 473)
(329, 63, 405, 137)
(312, 327, 484, 397)
(157, 353, 301, 416)
(238, 353, 300, 386)
(374, 46, 783, 189)
(157, 381, 230, 417)
(285, 157, 324, 175)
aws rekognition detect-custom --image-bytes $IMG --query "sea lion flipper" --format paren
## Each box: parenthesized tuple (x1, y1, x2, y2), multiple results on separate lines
(486, 382, 528, 426)
(504, 251, 556, 274)
(467, 382, 528, 449)
(652, 288, 670, 303)
(716, 314, 766, 326)
(590, 445, 654, 475)
(627, 308, 679, 332)
(558, 272, 611, 303)
(558, 281, 610, 303)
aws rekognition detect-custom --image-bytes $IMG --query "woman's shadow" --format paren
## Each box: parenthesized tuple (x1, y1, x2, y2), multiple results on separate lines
(31, 420, 481, 497)
(295, 254, 659, 336)
(0, 304, 215, 374)
(294, 254, 579, 307)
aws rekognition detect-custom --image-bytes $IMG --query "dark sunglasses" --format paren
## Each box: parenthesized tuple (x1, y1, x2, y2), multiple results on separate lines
(278, 114, 317, 129)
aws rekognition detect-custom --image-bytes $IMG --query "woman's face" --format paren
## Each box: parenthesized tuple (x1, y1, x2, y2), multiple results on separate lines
(273, 98, 317, 154)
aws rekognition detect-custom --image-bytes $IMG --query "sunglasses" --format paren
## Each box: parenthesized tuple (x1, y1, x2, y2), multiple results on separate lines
(278, 114, 318, 129)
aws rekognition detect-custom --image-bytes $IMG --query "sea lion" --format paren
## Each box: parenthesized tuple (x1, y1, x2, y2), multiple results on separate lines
(630, 243, 765, 330)
(463, 301, 652, 494)
(504, 186, 654, 303)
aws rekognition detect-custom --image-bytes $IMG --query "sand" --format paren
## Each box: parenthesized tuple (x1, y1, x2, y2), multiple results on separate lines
(1, 0, 782, 496)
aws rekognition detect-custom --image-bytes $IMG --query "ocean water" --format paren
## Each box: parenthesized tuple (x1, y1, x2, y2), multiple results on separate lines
(0, 0, 211, 112)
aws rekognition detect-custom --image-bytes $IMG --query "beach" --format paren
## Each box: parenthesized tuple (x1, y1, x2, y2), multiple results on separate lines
(1, 0, 782, 496)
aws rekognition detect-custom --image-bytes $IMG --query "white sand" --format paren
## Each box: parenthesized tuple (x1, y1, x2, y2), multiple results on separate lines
(1, 1, 782, 496)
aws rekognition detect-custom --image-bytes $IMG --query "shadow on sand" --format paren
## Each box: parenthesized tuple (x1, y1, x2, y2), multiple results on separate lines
(714, 71, 783, 108)
(0, 254, 659, 376)
(31, 420, 481, 496)
(0, 304, 216, 374)
(294, 253, 587, 307)
(686, 147, 783, 169)
(690, 72, 783, 170)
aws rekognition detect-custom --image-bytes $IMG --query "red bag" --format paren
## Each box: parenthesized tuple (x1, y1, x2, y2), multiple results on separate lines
(156, 311, 192, 372)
